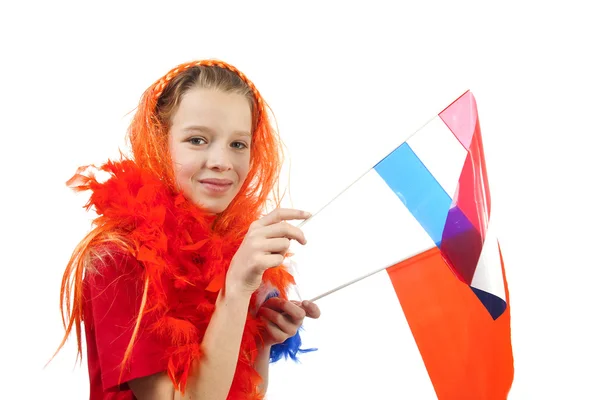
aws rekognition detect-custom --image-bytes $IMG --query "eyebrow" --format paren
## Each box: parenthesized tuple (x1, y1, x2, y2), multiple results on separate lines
(183, 125, 215, 134)
(183, 125, 251, 137)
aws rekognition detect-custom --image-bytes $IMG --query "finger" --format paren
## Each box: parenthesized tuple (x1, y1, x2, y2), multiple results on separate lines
(257, 208, 311, 227)
(262, 222, 307, 245)
(281, 300, 307, 322)
(263, 298, 306, 322)
(261, 237, 291, 254)
(258, 254, 286, 270)
(258, 306, 298, 337)
(302, 301, 321, 319)
(292, 300, 321, 319)
(263, 322, 288, 345)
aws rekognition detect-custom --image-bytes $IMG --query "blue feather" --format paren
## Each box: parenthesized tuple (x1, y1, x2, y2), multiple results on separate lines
(263, 290, 318, 363)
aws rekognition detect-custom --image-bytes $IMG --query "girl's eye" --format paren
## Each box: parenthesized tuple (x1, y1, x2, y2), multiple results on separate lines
(231, 141, 248, 150)
(189, 137, 207, 146)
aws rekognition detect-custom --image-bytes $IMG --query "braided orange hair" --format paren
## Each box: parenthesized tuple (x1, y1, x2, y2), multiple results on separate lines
(52, 60, 285, 370)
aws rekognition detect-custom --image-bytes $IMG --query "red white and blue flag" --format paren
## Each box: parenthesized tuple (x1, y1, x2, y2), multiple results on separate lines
(293, 90, 514, 399)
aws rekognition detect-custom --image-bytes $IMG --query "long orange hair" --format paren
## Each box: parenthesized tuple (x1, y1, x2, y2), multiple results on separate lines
(53, 60, 285, 370)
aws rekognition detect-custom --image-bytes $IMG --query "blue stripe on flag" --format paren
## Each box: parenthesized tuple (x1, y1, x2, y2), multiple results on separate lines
(374, 143, 451, 246)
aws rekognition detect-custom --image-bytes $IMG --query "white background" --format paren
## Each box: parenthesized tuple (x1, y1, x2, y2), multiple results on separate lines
(1, 1, 599, 398)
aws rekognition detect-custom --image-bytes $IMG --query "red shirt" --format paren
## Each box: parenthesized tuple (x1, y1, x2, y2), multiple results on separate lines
(83, 250, 170, 399)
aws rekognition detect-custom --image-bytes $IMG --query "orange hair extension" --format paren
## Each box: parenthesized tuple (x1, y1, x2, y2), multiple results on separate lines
(129, 60, 283, 236)
(53, 60, 285, 384)
(119, 276, 149, 385)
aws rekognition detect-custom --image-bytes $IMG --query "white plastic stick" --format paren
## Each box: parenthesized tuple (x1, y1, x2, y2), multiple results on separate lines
(296, 114, 440, 230)
(294, 92, 465, 302)
(306, 249, 426, 302)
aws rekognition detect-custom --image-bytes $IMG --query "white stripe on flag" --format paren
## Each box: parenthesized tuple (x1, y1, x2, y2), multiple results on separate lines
(291, 168, 435, 302)
(407, 116, 467, 200)
(268, 269, 438, 399)
(470, 212, 507, 302)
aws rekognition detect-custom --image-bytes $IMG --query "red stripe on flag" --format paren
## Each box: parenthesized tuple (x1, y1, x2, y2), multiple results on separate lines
(454, 118, 492, 237)
(386, 246, 513, 400)
(439, 121, 491, 285)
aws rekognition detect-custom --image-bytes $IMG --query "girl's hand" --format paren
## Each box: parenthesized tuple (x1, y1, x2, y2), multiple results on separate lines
(226, 208, 310, 297)
(258, 298, 321, 346)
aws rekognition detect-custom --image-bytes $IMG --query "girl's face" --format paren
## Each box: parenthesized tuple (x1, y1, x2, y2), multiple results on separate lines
(168, 87, 252, 213)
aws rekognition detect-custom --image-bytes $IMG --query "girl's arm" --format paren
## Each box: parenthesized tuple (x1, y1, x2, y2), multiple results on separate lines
(252, 298, 322, 395)
(254, 344, 272, 394)
(129, 208, 310, 399)
(128, 288, 252, 400)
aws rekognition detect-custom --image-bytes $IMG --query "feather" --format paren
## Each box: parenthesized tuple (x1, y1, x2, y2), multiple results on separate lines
(270, 328, 317, 363)
(262, 290, 318, 363)
(79, 160, 308, 398)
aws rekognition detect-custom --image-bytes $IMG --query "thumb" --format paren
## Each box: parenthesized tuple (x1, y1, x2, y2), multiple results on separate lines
(291, 300, 321, 319)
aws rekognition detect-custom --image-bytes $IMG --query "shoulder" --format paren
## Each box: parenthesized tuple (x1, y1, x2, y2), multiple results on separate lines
(82, 243, 149, 328)
(84, 242, 144, 291)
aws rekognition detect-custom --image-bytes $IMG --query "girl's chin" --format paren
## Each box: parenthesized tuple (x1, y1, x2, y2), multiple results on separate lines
(192, 196, 230, 215)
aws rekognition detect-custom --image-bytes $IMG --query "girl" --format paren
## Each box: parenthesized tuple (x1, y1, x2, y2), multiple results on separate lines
(54, 60, 320, 399)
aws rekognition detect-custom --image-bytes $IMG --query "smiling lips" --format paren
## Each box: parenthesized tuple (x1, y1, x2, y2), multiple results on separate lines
(199, 178, 233, 194)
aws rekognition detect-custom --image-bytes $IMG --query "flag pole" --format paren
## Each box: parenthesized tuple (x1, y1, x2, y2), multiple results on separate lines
(306, 249, 428, 302)
(297, 89, 469, 229)
(296, 114, 439, 230)
(294, 113, 437, 301)
(295, 90, 468, 301)
(307, 266, 390, 302)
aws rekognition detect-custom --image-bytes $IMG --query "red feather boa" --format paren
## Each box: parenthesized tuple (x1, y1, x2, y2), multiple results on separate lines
(70, 159, 295, 399)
